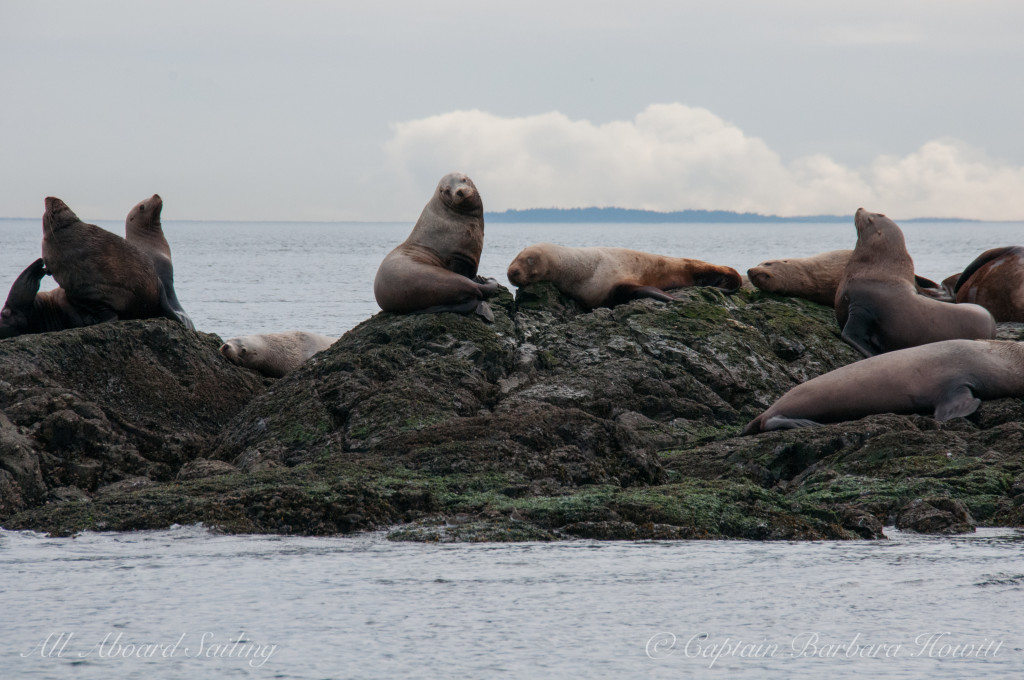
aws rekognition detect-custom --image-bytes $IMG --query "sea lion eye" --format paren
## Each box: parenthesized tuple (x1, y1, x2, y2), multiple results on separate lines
(526, 257, 536, 266)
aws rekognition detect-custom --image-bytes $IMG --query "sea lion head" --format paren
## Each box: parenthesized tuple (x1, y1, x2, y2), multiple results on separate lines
(436, 172, 482, 216)
(746, 259, 790, 291)
(851, 208, 913, 273)
(219, 337, 251, 365)
(42, 197, 80, 234)
(126, 194, 163, 230)
(507, 244, 553, 287)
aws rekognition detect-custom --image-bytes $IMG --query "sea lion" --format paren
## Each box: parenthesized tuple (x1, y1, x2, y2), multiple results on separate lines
(506, 244, 742, 309)
(741, 339, 1024, 434)
(0, 259, 84, 338)
(833, 209, 995, 357)
(41, 197, 182, 325)
(219, 331, 338, 378)
(125, 194, 194, 329)
(953, 246, 1024, 321)
(749, 249, 953, 306)
(373, 172, 499, 321)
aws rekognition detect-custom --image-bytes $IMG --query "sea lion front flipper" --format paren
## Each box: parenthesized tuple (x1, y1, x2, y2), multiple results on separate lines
(608, 284, 676, 306)
(473, 276, 500, 298)
(156, 281, 194, 329)
(695, 269, 743, 293)
(153, 258, 194, 329)
(934, 385, 982, 421)
(840, 306, 883, 357)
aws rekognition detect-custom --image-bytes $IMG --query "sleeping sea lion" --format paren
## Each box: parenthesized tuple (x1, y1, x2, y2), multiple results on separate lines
(741, 339, 1024, 434)
(506, 244, 741, 309)
(953, 246, 1024, 321)
(125, 194, 194, 329)
(833, 209, 994, 357)
(373, 172, 498, 321)
(41, 197, 182, 325)
(749, 249, 953, 306)
(219, 331, 338, 378)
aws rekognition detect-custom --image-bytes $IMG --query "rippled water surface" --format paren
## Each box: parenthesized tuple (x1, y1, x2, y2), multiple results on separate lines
(2, 218, 1021, 340)
(2, 526, 1023, 679)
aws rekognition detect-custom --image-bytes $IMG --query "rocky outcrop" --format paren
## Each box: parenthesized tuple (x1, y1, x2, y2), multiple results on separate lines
(2, 286, 1023, 540)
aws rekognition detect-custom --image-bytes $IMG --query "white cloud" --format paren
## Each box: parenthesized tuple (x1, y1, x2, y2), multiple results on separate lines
(386, 104, 1024, 220)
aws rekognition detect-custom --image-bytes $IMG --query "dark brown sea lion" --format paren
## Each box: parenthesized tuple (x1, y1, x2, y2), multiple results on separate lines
(374, 173, 498, 321)
(41, 197, 182, 326)
(833, 209, 994, 357)
(0, 259, 85, 338)
(506, 244, 741, 309)
(741, 339, 1024, 434)
(220, 331, 338, 378)
(953, 246, 1024, 321)
(125, 194, 194, 329)
(749, 249, 953, 306)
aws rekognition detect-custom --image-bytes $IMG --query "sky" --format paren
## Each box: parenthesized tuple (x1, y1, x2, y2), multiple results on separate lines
(3, 1, 1024, 221)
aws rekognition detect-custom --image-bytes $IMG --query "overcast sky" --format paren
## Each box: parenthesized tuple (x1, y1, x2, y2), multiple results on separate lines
(3, 1, 1024, 221)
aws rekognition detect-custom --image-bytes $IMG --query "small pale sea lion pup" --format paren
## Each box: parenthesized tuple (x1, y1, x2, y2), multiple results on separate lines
(0, 259, 84, 338)
(219, 331, 338, 378)
(749, 250, 952, 306)
(374, 172, 499, 321)
(833, 209, 995, 357)
(741, 339, 1024, 434)
(41, 197, 183, 325)
(506, 244, 742, 309)
(125, 194, 195, 329)
(953, 246, 1024, 322)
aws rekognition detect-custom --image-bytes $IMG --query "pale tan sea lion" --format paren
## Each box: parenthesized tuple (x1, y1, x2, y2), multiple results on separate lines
(953, 246, 1024, 322)
(741, 339, 1024, 434)
(41, 197, 182, 325)
(506, 243, 742, 309)
(125, 194, 194, 329)
(374, 172, 498, 321)
(749, 249, 953, 306)
(833, 209, 994, 357)
(219, 331, 338, 378)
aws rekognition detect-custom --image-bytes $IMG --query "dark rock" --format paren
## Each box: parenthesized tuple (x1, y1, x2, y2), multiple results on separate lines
(895, 497, 977, 534)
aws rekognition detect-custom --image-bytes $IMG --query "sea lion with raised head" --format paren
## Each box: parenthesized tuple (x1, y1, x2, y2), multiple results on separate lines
(741, 339, 1024, 434)
(833, 209, 994, 357)
(374, 172, 499, 321)
(749, 249, 953, 306)
(219, 331, 338, 378)
(953, 246, 1024, 322)
(0, 259, 85, 338)
(125, 194, 194, 329)
(506, 244, 742, 309)
(41, 197, 183, 325)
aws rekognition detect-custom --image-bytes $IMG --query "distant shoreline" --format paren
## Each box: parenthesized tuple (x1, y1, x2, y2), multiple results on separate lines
(484, 207, 979, 224)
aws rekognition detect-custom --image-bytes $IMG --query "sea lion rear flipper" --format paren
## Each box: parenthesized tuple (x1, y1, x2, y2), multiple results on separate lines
(840, 306, 883, 357)
(934, 385, 982, 421)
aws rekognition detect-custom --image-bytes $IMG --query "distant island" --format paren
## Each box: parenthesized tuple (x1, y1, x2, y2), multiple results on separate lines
(484, 207, 976, 223)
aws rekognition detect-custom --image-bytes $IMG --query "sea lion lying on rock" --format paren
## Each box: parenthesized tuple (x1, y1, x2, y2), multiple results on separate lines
(374, 172, 499, 322)
(220, 331, 338, 378)
(953, 246, 1024, 322)
(742, 339, 1024, 434)
(834, 209, 994, 357)
(507, 244, 741, 309)
(749, 249, 952, 306)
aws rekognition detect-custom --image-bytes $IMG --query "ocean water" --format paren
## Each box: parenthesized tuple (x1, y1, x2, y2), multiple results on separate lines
(2, 526, 1022, 679)
(2, 219, 1024, 679)
(1, 218, 1021, 340)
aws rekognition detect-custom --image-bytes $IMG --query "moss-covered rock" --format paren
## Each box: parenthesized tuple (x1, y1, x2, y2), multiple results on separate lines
(2, 286, 1022, 541)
